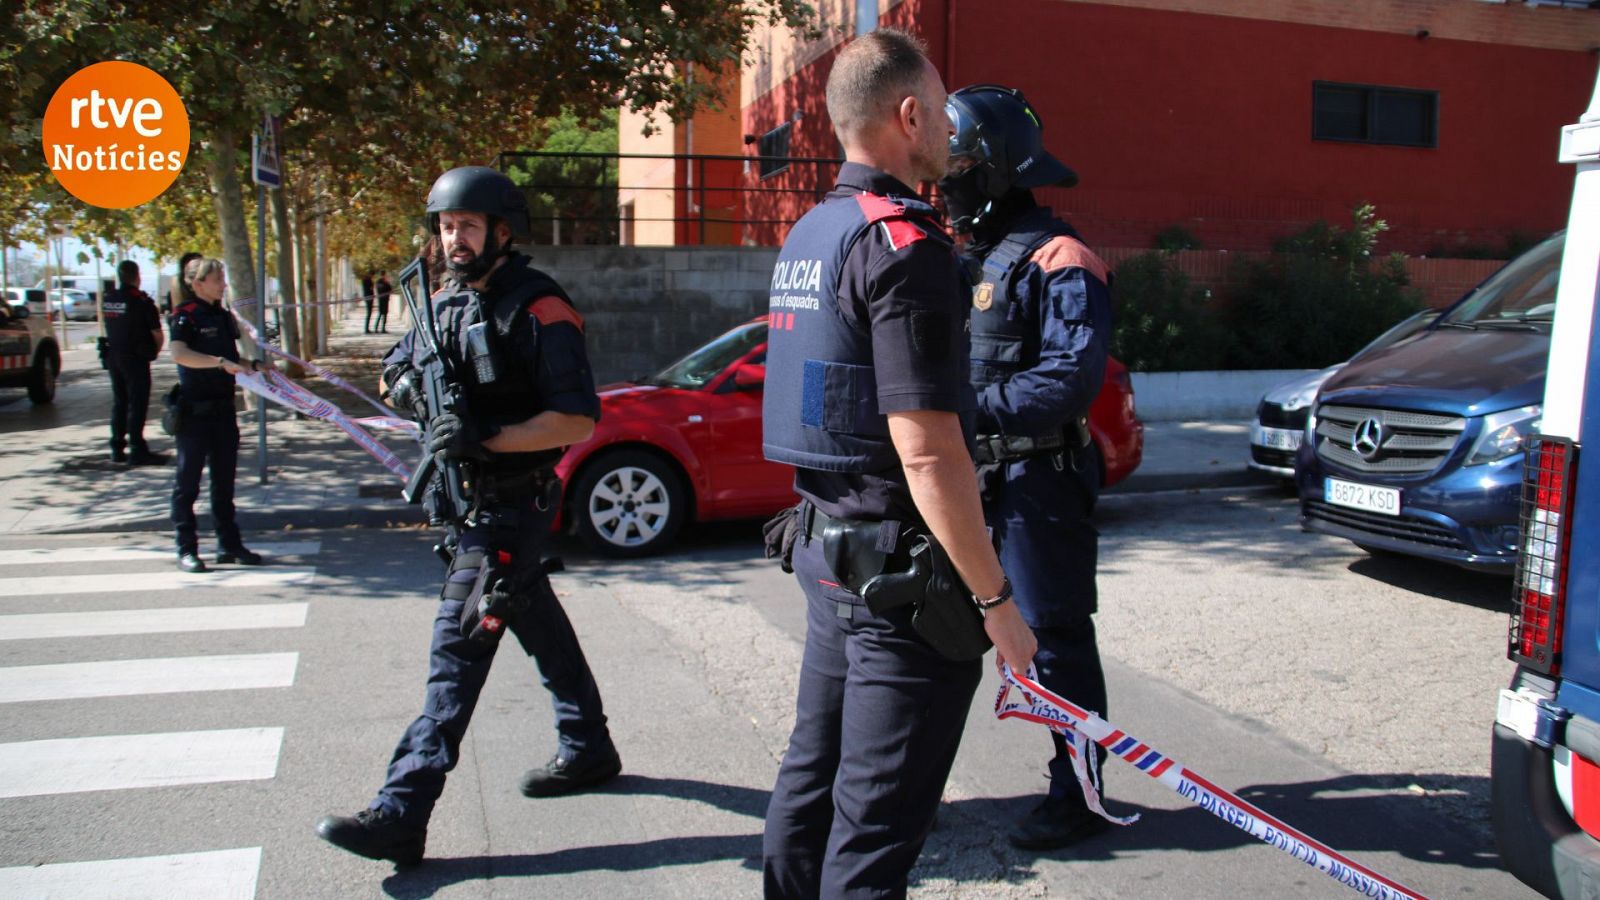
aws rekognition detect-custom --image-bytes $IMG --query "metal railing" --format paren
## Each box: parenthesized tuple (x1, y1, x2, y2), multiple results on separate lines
(494, 150, 845, 247)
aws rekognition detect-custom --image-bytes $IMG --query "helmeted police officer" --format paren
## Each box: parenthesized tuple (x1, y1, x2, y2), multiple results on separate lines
(941, 84, 1117, 850)
(168, 257, 267, 574)
(760, 30, 1038, 897)
(102, 260, 165, 465)
(316, 166, 618, 867)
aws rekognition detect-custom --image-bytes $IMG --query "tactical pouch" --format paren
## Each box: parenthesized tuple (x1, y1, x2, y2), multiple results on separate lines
(160, 384, 185, 436)
(820, 514, 901, 591)
(444, 548, 526, 644)
(861, 534, 992, 662)
(762, 504, 802, 573)
(96, 337, 109, 370)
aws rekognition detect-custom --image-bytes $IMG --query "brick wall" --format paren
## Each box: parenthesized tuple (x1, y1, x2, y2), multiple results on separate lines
(1099, 247, 1506, 308)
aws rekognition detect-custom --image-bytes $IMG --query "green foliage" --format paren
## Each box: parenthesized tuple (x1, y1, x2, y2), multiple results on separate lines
(1110, 251, 1231, 372)
(505, 109, 620, 245)
(1152, 225, 1201, 252)
(1224, 205, 1422, 369)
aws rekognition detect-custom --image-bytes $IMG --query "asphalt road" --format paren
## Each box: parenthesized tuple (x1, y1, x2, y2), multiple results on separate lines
(0, 487, 1532, 899)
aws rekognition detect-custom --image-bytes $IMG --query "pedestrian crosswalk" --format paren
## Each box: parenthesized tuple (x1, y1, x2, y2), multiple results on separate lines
(0, 540, 321, 898)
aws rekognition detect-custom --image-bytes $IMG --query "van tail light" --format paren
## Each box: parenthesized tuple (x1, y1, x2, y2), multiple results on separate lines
(1509, 436, 1578, 675)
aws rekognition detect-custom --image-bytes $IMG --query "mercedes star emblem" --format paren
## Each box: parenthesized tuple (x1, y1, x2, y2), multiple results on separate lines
(1352, 417, 1385, 461)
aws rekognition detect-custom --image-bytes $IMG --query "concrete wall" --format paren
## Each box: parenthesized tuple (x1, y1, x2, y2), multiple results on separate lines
(517, 244, 780, 385)
(1132, 369, 1315, 422)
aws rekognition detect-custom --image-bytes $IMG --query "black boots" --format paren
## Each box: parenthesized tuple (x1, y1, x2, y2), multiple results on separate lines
(316, 808, 426, 866)
(177, 553, 207, 573)
(217, 547, 263, 565)
(1008, 798, 1112, 850)
(519, 747, 622, 798)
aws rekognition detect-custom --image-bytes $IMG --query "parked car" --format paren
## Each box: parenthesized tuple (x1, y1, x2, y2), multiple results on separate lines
(1296, 231, 1560, 571)
(46, 288, 96, 321)
(0, 295, 61, 404)
(1249, 308, 1440, 476)
(2, 288, 48, 320)
(555, 318, 1145, 557)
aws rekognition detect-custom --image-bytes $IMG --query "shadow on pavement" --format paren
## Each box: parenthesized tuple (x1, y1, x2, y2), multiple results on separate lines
(1347, 554, 1512, 611)
(380, 834, 763, 898)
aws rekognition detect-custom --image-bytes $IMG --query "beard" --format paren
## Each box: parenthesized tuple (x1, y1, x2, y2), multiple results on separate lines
(445, 228, 503, 282)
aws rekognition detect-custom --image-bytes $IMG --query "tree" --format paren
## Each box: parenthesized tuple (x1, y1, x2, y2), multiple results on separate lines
(2, 0, 816, 331)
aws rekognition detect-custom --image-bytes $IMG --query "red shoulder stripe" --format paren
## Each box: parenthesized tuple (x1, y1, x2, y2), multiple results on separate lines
(1030, 236, 1111, 284)
(854, 192, 905, 223)
(879, 219, 927, 252)
(529, 296, 583, 332)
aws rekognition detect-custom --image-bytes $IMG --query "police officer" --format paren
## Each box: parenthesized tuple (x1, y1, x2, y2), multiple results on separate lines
(168, 257, 267, 574)
(103, 260, 165, 465)
(316, 167, 618, 867)
(760, 30, 1037, 897)
(941, 84, 1117, 850)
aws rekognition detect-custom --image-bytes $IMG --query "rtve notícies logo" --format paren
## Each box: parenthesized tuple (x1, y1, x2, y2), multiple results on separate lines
(42, 61, 190, 210)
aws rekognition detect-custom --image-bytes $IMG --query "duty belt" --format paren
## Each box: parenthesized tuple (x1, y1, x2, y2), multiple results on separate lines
(974, 417, 1091, 465)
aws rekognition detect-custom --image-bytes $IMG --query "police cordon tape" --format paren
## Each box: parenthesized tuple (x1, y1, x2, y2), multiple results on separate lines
(227, 301, 421, 482)
(995, 665, 1429, 900)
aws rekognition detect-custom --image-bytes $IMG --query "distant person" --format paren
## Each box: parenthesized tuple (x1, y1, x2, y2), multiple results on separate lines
(362, 271, 376, 333)
(167, 257, 269, 573)
(374, 271, 393, 333)
(102, 261, 166, 465)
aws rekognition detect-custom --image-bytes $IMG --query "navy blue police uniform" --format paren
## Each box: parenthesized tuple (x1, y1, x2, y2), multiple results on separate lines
(102, 284, 162, 460)
(169, 299, 249, 557)
(761, 162, 982, 898)
(966, 199, 1114, 817)
(370, 252, 614, 828)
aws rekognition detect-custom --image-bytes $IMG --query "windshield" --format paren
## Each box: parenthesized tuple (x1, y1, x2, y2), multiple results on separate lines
(647, 321, 766, 389)
(1439, 233, 1562, 327)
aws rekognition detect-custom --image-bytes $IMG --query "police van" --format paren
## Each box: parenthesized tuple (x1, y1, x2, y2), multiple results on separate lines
(0, 289, 60, 404)
(1490, 68, 1600, 897)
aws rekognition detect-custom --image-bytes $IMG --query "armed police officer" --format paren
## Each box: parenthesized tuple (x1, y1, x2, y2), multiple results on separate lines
(760, 30, 1038, 897)
(103, 260, 165, 466)
(941, 84, 1118, 850)
(316, 167, 619, 867)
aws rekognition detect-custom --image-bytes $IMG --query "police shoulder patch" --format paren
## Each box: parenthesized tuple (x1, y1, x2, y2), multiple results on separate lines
(528, 295, 583, 331)
(973, 282, 995, 312)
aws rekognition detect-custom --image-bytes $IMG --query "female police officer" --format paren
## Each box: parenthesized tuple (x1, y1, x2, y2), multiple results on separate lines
(167, 257, 267, 573)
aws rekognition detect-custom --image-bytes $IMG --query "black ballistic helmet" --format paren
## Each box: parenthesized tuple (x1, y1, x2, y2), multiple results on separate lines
(945, 84, 1077, 199)
(426, 166, 531, 239)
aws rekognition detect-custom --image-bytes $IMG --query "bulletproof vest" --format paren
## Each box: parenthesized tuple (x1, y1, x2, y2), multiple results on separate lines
(431, 259, 573, 473)
(102, 287, 148, 358)
(174, 300, 240, 401)
(967, 207, 1089, 391)
(763, 191, 941, 473)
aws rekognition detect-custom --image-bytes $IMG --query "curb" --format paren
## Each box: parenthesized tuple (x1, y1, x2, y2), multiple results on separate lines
(28, 504, 429, 536)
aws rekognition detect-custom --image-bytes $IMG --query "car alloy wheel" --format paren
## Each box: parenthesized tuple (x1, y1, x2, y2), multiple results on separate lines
(573, 449, 686, 557)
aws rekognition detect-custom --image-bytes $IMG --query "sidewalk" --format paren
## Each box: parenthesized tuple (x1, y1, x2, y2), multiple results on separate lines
(0, 321, 423, 537)
(0, 315, 1273, 537)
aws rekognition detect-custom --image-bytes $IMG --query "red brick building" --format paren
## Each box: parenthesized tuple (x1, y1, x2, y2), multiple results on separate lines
(733, 0, 1600, 253)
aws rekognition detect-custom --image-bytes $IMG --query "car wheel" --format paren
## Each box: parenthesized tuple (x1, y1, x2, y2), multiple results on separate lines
(572, 449, 687, 557)
(26, 352, 57, 405)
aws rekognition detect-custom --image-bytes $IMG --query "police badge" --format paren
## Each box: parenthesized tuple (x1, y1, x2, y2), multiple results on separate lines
(973, 282, 994, 311)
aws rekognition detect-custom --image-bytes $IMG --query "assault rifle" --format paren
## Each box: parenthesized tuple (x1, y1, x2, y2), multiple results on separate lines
(397, 257, 475, 523)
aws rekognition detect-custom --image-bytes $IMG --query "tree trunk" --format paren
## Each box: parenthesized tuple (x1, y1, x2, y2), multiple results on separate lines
(204, 128, 261, 410)
(269, 186, 304, 376)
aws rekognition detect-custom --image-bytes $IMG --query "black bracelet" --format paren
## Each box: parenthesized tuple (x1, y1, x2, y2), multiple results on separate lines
(975, 576, 1013, 611)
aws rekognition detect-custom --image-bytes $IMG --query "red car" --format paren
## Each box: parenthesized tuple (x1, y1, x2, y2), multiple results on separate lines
(555, 319, 1144, 557)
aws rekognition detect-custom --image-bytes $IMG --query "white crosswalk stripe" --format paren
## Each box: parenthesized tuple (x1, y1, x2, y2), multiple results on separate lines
(0, 539, 323, 896)
(0, 567, 317, 598)
(0, 541, 321, 567)
(0, 603, 309, 640)
(0, 847, 261, 899)
(0, 727, 284, 798)
(0, 653, 299, 703)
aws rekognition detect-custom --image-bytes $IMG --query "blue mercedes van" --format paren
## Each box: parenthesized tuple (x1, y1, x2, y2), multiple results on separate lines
(1296, 232, 1562, 572)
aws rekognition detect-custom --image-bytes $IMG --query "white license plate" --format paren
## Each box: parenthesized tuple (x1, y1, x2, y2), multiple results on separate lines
(1324, 478, 1400, 516)
(1254, 426, 1301, 452)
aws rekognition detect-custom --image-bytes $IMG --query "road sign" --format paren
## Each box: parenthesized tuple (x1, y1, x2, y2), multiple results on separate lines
(252, 114, 282, 189)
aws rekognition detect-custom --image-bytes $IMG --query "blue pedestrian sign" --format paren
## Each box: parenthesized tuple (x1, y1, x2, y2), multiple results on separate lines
(252, 114, 282, 188)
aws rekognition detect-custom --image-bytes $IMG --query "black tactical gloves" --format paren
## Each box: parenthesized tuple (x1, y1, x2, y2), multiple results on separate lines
(427, 412, 497, 460)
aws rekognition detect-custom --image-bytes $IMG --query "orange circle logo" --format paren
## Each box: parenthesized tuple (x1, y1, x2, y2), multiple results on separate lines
(42, 61, 189, 209)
